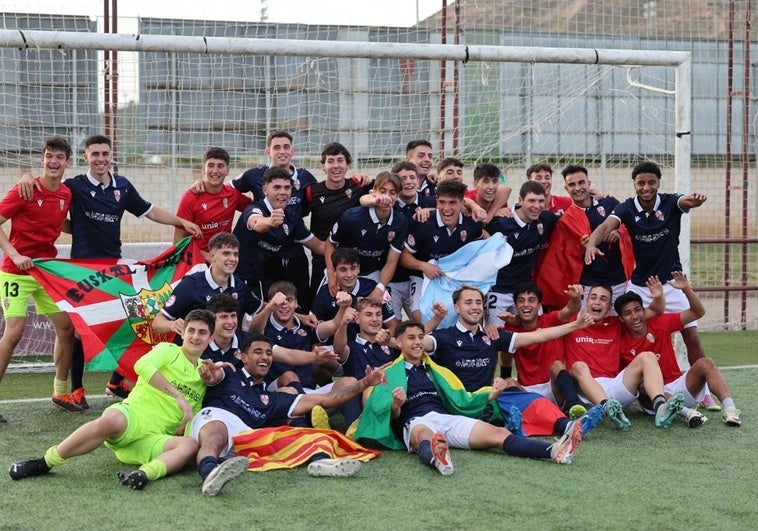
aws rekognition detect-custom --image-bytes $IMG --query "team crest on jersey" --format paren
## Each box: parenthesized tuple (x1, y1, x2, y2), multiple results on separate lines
(482, 336, 491, 346)
(537, 223, 544, 235)
(283, 224, 289, 235)
(293, 178, 300, 190)
(655, 210, 664, 221)
(251, 207, 263, 216)
(120, 282, 173, 345)
(387, 231, 395, 242)
(407, 234, 416, 247)
(222, 198, 229, 209)
(646, 332, 655, 343)
(201, 202, 208, 210)
(381, 345, 390, 354)
(233, 349, 242, 360)
(345, 188, 352, 199)
(297, 328, 308, 336)
(113, 190, 121, 202)
(59, 199, 65, 210)
(260, 394, 270, 405)
(460, 230, 467, 242)
(597, 206, 606, 217)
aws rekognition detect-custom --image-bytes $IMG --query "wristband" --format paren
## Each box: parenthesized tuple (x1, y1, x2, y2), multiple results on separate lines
(375, 282, 386, 292)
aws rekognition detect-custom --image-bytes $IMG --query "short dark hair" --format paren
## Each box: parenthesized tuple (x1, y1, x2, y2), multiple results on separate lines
(405, 140, 432, 154)
(84, 135, 111, 149)
(436, 180, 466, 201)
(184, 309, 216, 334)
(267, 130, 293, 146)
(588, 284, 613, 299)
(268, 280, 297, 299)
(208, 232, 239, 251)
(561, 164, 588, 179)
(331, 247, 360, 267)
(391, 161, 417, 174)
(206, 294, 239, 315)
(613, 291, 643, 315)
(526, 163, 552, 178)
(473, 163, 500, 181)
(242, 333, 273, 353)
(519, 180, 546, 199)
(437, 157, 463, 174)
(452, 285, 484, 305)
(632, 161, 662, 179)
(321, 142, 352, 165)
(395, 320, 424, 338)
(512, 281, 543, 303)
(263, 166, 292, 184)
(43, 136, 72, 159)
(204, 147, 230, 165)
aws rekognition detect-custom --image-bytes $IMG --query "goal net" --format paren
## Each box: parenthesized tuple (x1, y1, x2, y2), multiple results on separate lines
(0, 9, 693, 368)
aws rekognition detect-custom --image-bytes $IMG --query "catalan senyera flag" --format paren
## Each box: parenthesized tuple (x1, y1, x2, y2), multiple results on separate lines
(232, 426, 381, 471)
(28, 237, 205, 382)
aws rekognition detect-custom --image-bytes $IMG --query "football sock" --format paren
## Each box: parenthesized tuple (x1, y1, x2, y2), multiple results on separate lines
(44, 445, 65, 468)
(722, 397, 735, 409)
(308, 452, 331, 464)
(198, 456, 219, 481)
(554, 418, 570, 434)
(555, 370, 581, 408)
(109, 371, 125, 386)
(417, 440, 435, 468)
(140, 459, 167, 481)
(70, 337, 85, 391)
(502, 434, 551, 459)
(339, 397, 362, 428)
(652, 394, 666, 412)
(53, 378, 68, 396)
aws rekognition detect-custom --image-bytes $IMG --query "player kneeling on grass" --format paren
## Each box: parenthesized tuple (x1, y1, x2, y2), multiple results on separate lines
(9, 309, 222, 490)
(191, 334, 388, 496)
(355, 321, 583, 476)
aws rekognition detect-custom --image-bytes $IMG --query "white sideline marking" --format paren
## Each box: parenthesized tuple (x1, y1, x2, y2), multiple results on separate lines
(0, 395, 109, 405)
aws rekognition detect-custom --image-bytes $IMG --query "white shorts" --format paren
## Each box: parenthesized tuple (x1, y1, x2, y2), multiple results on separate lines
(594, 370, 638, 408)
(403, 411, 478, 451)
(627, 282, 697, 329)
(663, 372, 707, 409)
(524, 381, 556, 404)
(189, 407, 253, 459)
(363, 270, 381, 283)
(485, 291, 515, 326)
(388, 280, 412, 320)
(582, 282, 627, 316)
(409, 276, 424, 313)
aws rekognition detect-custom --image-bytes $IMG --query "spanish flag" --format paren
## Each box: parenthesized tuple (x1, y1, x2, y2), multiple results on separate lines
(355, 354, 502, 449)
(232, 426, 380, 472)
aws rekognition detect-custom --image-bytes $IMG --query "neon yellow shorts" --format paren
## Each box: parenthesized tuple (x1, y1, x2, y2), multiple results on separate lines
(103, 402, 174, 465)
(0, 271, 61, 318)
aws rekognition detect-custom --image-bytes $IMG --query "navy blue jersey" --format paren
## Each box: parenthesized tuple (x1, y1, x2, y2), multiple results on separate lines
(202, 367, 297, 427)
(232, 164, 316, 215)
(405, 211, 483, 276)
(580, 196, 626, 286)
(486, 210, 559, 293)
(65, 173, 152, 258)
(161, 268, 262, 322)
(310, 277, 395, 328)
(430, 322, 515, 391)
(396, 361, 448, 429)
(264, 315, 318, 388)
(233, 198, 313, 282)
(341, 333, 395, 380)
(392, 194, 437, 283)
(418, 178, 437, 202)
(611, 193, 684, 285)
(201, 330, 250, 369)
(302, 178, 372, 240)
(329, 206, 409, 276)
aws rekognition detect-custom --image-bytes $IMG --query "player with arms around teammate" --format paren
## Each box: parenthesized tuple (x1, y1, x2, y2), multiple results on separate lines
(0, 137, 75, 421)
(9, 309, 220, 490)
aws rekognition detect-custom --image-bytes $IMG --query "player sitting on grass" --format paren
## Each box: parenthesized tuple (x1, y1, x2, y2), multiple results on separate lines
(355, 321, 584, 476)
(191, 334, 388, 495)
(9, 310, 221, 490)
(615, 271, 741, 427)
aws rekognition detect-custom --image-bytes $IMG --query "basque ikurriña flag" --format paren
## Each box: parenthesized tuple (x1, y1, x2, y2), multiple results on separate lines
(29, 237, 205, 382)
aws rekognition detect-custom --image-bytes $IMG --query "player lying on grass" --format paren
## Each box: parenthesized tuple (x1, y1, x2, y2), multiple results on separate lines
(191, 334, 388, 496)
(615, 271, 741, 427)
(9, 309, 220, 490)
(355, 321, 584, 476)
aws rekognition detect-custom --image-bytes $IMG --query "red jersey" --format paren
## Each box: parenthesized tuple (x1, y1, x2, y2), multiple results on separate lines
(564, 316, 622, 378)
(0, 178, 71, 275)
(176, 183, 251, 252)
(548, 194, 572, 213)
(505, 311, 563, 386)
(619, 313, 683, 384)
